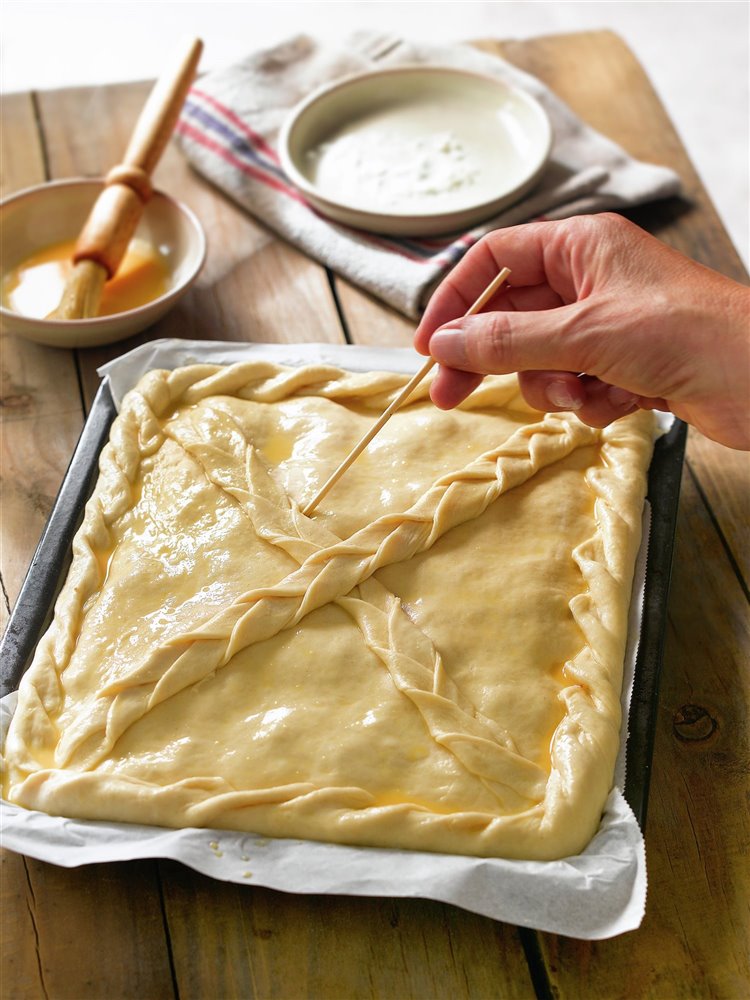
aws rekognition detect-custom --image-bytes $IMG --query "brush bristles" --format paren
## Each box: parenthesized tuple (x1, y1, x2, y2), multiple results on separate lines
(49, 259, 108, 320)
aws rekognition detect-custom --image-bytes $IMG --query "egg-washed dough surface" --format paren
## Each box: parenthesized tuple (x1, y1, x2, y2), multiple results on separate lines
(2, 362, 656, 860)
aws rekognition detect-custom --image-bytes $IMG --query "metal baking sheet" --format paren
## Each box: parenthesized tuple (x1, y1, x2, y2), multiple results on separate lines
(0, 379, 117, 698)
(0, 376, 687, 828)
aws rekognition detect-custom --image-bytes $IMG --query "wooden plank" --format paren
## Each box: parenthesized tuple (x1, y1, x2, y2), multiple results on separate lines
(0, 94, 84, 630)
(3, 826, 175, 998)
(686, 436, 749, 585)
(159, 862, 534, 1000)
(0, 852, 46, 1000)
(0, 93, 46, 198)
(537, 468, 750, 998)
(35, 82, 344, 410)
(1, 855, 175, 1000)
(334, 279, 416, 346)
(0, 92, 95, 999)
(0, 409, 84, 610)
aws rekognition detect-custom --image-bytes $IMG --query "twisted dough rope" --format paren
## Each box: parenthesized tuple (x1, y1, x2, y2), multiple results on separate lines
(2, 399, 156, 775)
(544, 419, 655, 810)
(6, 362, 654, 854)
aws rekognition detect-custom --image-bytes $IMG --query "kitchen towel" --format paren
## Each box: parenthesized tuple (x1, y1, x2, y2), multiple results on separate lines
(176, 32, 682, 318)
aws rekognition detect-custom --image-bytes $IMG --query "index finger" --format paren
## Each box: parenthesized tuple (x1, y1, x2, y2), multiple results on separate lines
(414, 222, 567, 353)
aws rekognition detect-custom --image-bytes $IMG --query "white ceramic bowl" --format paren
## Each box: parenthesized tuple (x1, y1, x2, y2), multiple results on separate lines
(279, 66, 552, 237)
(0, 178, 206, 348)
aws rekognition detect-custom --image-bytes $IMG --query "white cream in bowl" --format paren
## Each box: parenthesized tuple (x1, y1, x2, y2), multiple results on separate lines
(280, 67, 552, 236)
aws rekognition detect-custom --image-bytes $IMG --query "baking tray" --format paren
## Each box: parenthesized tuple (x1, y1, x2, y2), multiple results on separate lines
(0, 376, 687, 829)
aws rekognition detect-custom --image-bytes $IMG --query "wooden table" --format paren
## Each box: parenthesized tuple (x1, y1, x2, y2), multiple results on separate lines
(2, 31, 748, 999)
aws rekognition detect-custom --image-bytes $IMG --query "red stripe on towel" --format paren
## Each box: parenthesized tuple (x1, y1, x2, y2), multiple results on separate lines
(176, 118, 308, 202)
(190, 87, 283, 165)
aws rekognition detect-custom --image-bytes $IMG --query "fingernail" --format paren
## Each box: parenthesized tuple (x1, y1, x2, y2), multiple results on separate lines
(607, 386, 639, 409)
(547, 380, 583, 411)
(429, 327, 467, 367)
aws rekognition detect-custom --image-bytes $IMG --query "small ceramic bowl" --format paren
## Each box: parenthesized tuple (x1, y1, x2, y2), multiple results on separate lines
(0, 178, 206, 348)
(279, 66, 552, 237)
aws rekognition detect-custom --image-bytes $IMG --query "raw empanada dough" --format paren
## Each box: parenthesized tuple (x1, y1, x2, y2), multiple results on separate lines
(2, 362, 656, 859)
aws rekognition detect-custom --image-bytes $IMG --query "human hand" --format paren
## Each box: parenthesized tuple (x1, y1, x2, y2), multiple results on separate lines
(414, 214, 750, 449)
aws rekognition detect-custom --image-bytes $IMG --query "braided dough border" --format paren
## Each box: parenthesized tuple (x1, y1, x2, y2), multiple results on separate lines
(2, 362, 655, 860)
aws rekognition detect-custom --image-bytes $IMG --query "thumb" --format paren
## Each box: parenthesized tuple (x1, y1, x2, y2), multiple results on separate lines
(428, 304, 592, 376)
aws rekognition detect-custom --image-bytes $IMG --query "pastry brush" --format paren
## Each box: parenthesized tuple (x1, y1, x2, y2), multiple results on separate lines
(49, 37, 203, 321)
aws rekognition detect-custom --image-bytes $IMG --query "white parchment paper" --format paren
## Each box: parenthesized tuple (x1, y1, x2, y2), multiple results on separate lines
(1, 339, 659, 939)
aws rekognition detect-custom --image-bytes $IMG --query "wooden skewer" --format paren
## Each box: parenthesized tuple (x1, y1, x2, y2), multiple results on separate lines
(48, 37, 203, 320)
(302, 266, 512, 516)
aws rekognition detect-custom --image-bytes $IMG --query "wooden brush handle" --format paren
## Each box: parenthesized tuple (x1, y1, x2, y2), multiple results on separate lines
(72, 183, 148, 278)
(73, 37, 202, 278)
(120, 37, 203, 174)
